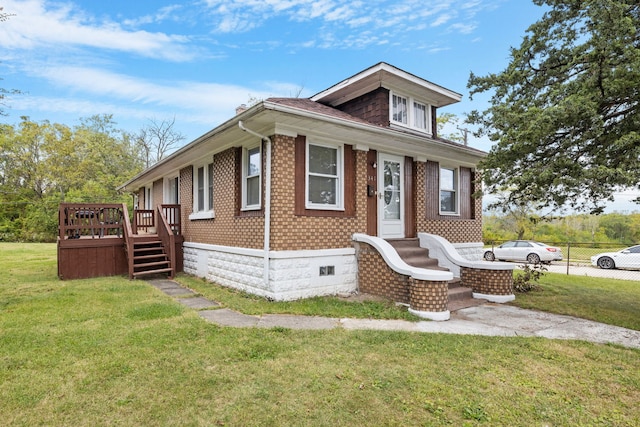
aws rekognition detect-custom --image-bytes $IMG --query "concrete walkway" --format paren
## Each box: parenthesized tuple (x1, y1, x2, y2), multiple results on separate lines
(147, 279, 640, 350)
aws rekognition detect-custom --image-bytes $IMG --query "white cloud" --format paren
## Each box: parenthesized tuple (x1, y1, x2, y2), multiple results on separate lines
(431, 13, 454, 27)
(449, 22, 477, 35)
(202, 0, 480, 40)
(1, 0, 487, 60)
(0, 0, 500, 141)
(121, 5, 184, 28)
(9, 63, 301, 133)
(0, 0, 197, 61)
(30, 65, 275, 112)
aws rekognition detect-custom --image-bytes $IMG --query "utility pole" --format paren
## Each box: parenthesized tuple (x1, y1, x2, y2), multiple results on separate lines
(457, 127, 470, 146)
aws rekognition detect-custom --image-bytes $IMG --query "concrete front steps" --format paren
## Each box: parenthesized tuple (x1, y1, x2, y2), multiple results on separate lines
(447, 279, 486, 311)
(387, 238, 485, 312)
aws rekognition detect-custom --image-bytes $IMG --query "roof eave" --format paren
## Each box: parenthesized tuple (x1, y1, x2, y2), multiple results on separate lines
(263, 100, 486, 163)
(310, 62, 462, 108)
(118, 103, 266, 192)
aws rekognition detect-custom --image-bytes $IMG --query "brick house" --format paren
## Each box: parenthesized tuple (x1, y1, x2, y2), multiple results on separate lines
(118, 62, 514, 320)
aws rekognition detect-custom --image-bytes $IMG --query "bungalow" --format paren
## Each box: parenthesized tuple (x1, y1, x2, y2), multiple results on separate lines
(117, 62, 514, 320)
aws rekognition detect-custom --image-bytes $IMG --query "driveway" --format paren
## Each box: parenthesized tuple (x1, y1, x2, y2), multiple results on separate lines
(543, 262, 640, 281)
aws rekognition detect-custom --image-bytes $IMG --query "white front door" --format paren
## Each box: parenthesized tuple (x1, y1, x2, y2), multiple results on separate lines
(378, 153, 404, 239)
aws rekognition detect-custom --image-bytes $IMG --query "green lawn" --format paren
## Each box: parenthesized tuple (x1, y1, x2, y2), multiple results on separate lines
(1, 243, 639, 426)
(512, 272, 640, 330)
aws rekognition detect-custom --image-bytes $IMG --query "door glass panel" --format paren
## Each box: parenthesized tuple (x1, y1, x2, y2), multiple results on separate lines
(383, 160, 401, 220)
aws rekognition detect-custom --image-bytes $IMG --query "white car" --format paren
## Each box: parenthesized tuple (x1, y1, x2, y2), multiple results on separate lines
(484, 240, 563, 264)
(591, 245, 640, 270)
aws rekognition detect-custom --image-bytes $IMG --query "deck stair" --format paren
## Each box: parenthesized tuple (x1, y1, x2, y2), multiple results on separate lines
(387, 238, 484, 311)
(130, 235, 173, 278)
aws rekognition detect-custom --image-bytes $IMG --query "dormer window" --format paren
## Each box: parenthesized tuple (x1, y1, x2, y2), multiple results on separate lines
(392, 94, 408, 124)
(390, 91, 431, 134)
(413, 101, 427, 130)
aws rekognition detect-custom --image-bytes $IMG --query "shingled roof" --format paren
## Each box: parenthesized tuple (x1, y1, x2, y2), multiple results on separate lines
(266, 97, 381, 127)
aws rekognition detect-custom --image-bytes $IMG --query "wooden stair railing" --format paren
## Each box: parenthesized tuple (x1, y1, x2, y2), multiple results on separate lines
(160, 204, 181, 236)
(122, 204, 176, 280)
(121, 204, 136, 279)
(156, 205, 176, 279)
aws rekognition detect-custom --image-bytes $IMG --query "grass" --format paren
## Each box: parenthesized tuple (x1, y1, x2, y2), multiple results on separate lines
(511, 271, 640, 330)
(174, 274, 419, 320)
(1, 243, 639, 426)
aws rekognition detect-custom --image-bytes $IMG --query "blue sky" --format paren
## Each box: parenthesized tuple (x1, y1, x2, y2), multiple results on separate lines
(1, 0, 544, 149)
(1, 0, 638, 212)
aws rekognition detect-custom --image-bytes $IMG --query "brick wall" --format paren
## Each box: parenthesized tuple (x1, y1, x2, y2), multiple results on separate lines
(179, 149, 265, 249)
(354, 241, 450, 313)
(354, 242, 410, 303)
(269, 135, 368, 251)
(335, 87, 390, 127)
(414, 161, 483, 243)
(461, 268, 513, 296)
(409, 278, 448, 312)
(175, 132, 481, 250)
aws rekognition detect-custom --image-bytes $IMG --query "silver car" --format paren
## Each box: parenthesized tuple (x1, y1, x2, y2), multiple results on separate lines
(591, 245, 640, 270)
(484, 240, 563, 264)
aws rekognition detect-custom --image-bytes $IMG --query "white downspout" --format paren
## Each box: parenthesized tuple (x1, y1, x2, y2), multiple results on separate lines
(238, 121, 272, 290)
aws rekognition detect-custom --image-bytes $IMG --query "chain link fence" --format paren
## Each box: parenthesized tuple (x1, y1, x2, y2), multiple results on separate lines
(484, 241, 640, 282)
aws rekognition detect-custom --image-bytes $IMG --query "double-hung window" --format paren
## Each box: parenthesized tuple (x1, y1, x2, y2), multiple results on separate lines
(242, 145, 261, 210)
(392, 94, 408, 124)
(306, 141, 343, 210)
(440, 167, 458, 215)
(391, 91, 431, 133)
(190, 161, 214, 220)
(413, 101, 427, 130)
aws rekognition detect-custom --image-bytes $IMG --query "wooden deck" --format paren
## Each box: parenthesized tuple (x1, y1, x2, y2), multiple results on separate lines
(57, 203, 183, 280)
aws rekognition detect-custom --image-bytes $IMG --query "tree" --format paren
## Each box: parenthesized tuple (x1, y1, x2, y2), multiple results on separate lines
(0, 7, 20, 117)
(599, 213, 634, 243)
(0, 115, 144, 241)
(436, 113, 466, 144)
(485, 192, 548, 240)
(135, 117, 185, 168)
(467, 1, 640, 214)
(0, 7, 14, 21)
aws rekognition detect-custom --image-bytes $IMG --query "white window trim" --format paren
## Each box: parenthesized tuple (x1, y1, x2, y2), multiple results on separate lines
(144, 186, 152, 210)
(439, 166, 460, 216)
(189, 162, 215, 221)
(241, 145, 262, 211)
(389, 90, 432, 134)
(413, 100, 428, 130)
(305, 140, 344, 211)
(391, 93, 408, 124)
(164, 175, 180, 205)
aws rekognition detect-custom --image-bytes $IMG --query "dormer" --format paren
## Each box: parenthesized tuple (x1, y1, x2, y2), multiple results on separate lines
(310, 62, 461, 138)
